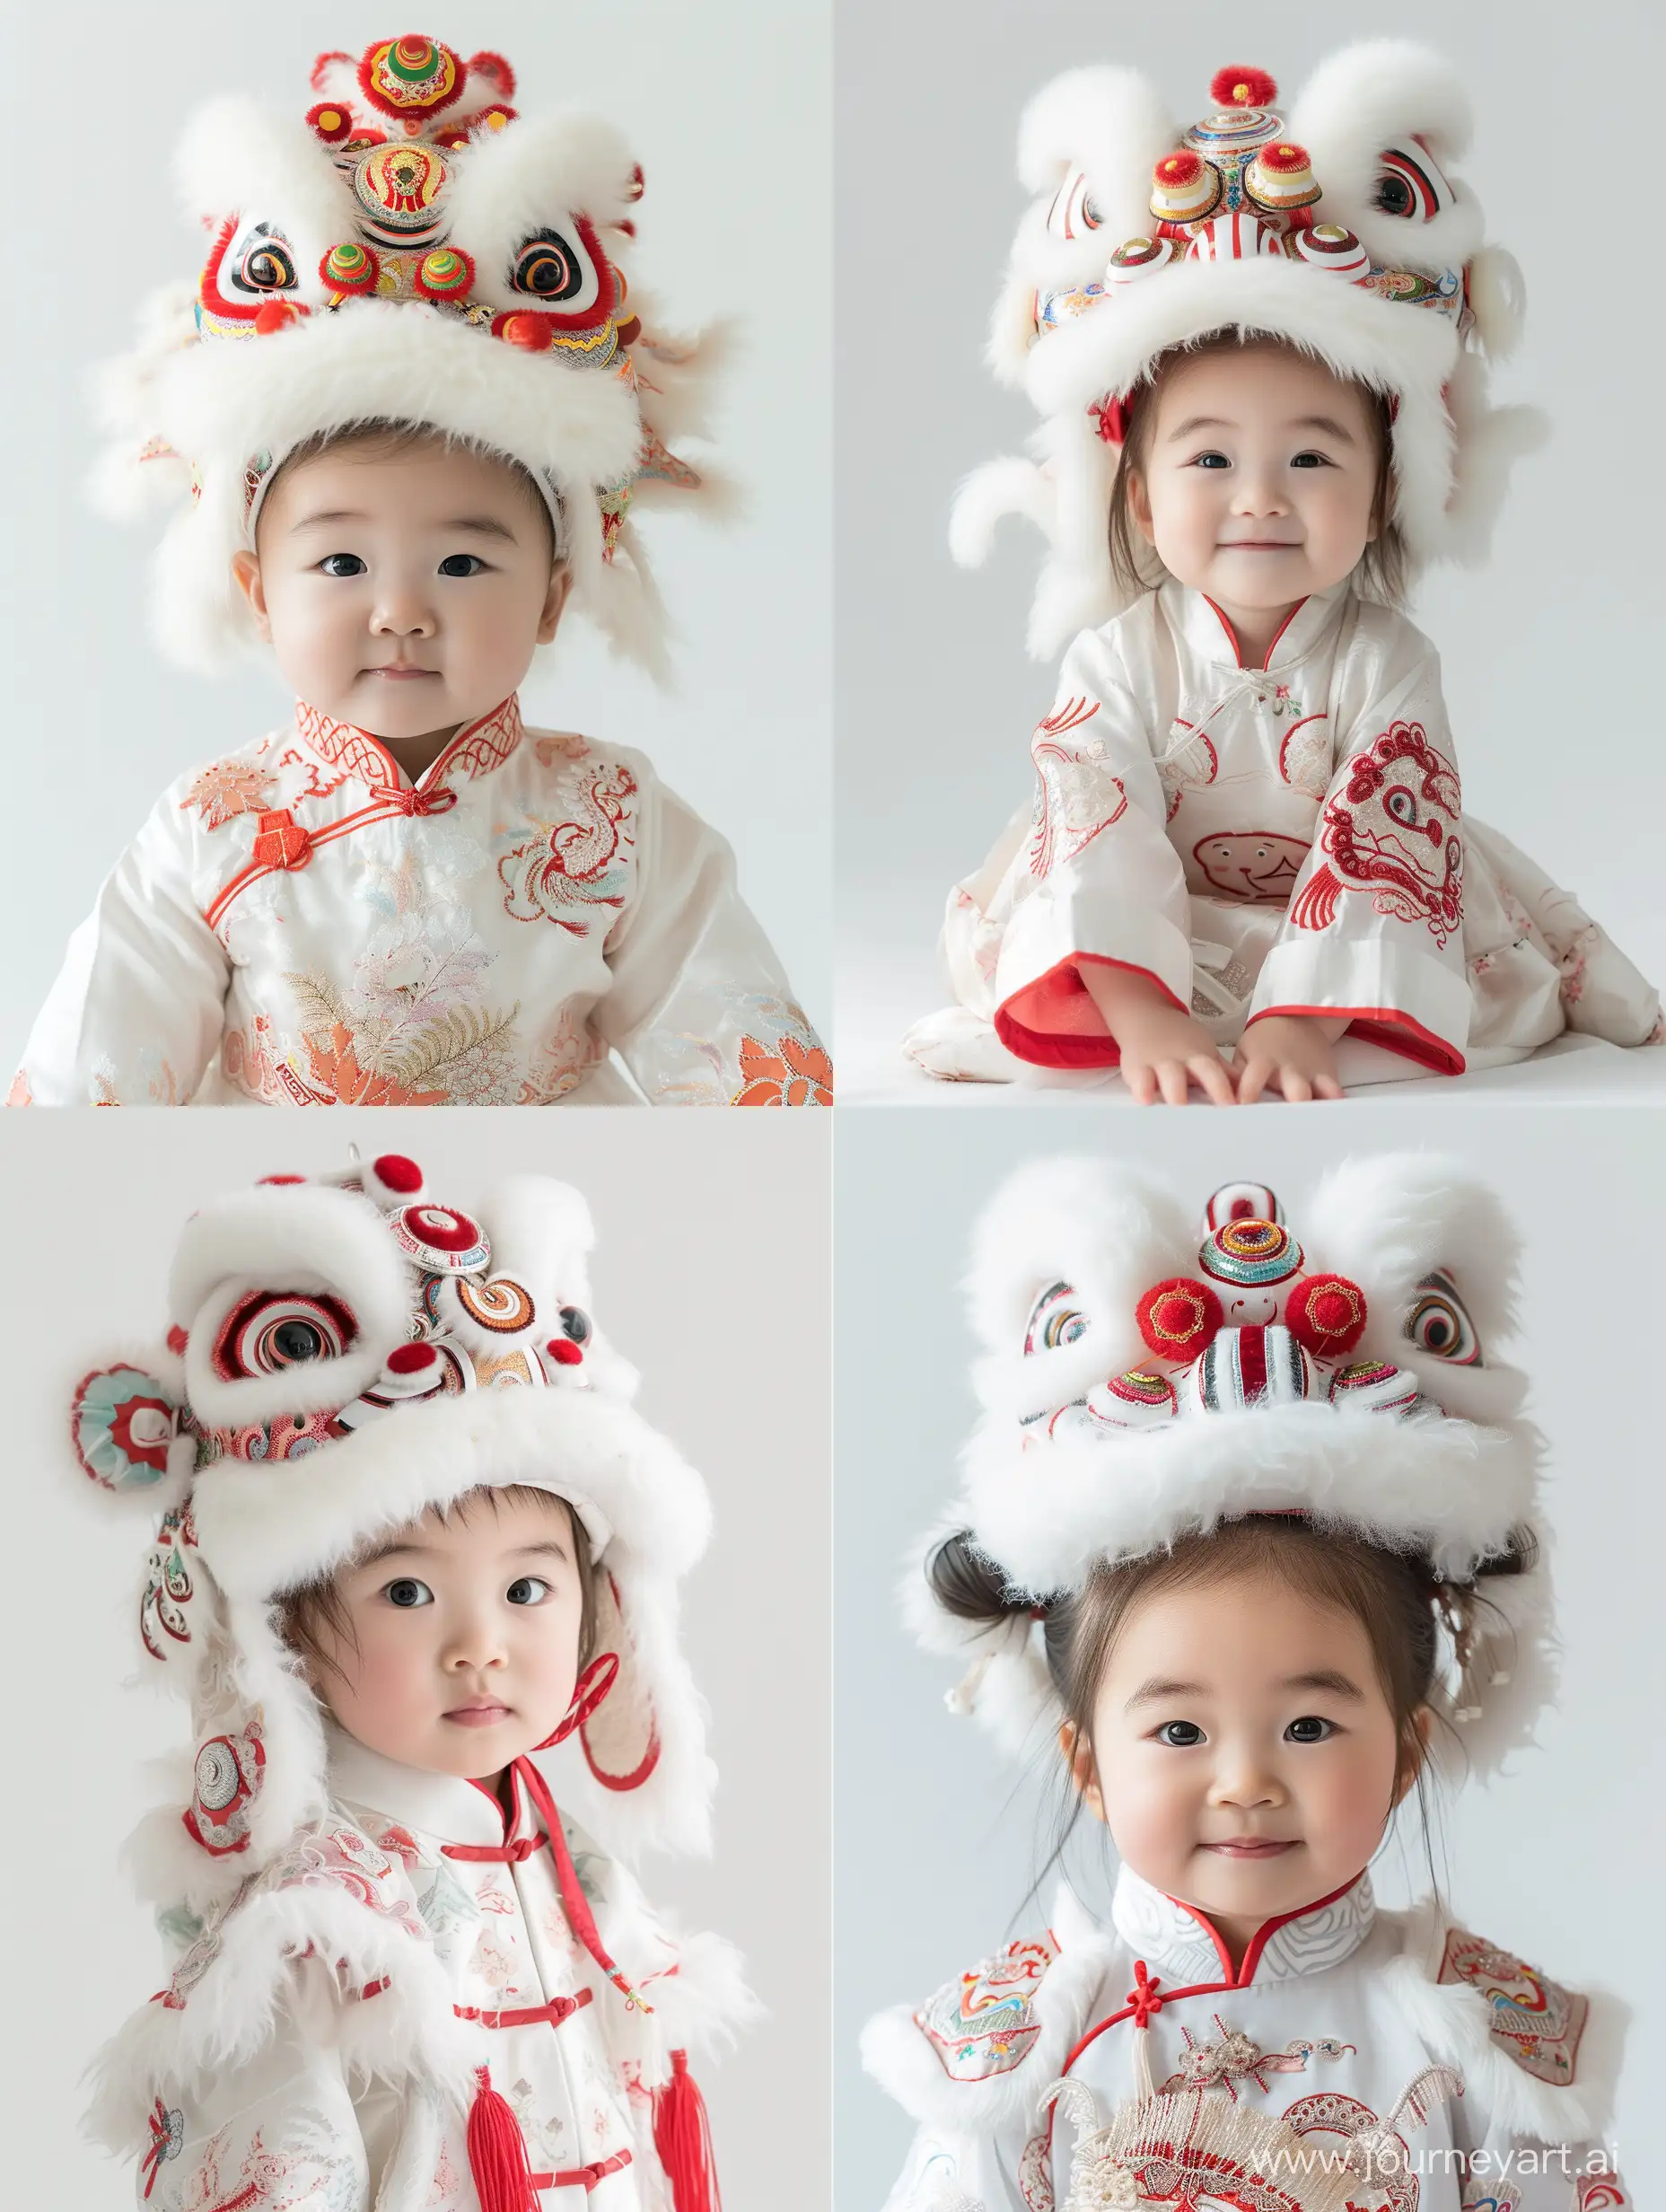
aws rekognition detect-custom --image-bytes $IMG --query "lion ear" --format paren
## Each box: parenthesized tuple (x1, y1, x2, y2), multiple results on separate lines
(70, 1352, 194, 1516)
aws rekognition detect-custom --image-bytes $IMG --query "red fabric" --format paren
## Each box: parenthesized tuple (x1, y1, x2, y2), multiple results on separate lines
(653, 2051, 723, 2212)
(518, 1759, 647, 2013)
(536, 1653, 620, 1750)
(547, 1339, 584, 1365)
(996, 955, 1186, 1067)
(1285, 1273, 1368, 1359)
(1244, 1004, 1465, 1075)
(466, 2067, 539, 2212)
(1211, 64, 1278, 107)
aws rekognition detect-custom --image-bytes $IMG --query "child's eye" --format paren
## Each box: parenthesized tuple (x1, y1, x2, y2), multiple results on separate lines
(438, 554, 488, 578)
(1285, 1715, 1336, 1743)
(384, 1577, 433, 1609)
(1290, 452, 1333, 469)
(318, 554, 367, 578)
(1154, 1719, 1206, 1747)
(1191, 452, 1231, 470)
(505, 1576, 551, 1606)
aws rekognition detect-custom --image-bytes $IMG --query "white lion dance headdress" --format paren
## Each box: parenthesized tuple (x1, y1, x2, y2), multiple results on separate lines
(98, 34, 723, 680)
(913, 1155, 1552, 1778)
(952, 45, 1548, 656)
(69, 1148, 716, 1916)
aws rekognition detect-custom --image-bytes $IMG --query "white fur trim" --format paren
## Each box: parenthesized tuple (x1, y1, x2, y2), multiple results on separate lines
(1466, 245, 1528, 364)
(1287, 44, 1481, 276)
(172, 1187, 411, 1428)
(442, 108, 639, 313)
(949, 458, 1056, 569)
(860, 1883, 1115, 2134)
(644, 1930, 762, 2063)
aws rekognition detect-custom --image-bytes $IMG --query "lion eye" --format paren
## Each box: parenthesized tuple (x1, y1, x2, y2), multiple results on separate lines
(1385, 786, 1418, 827)
(1405, 1269, 1482, 1366)
(557, 1305, 592, 1344)
(232, 222, 298, 293)
(1024, 1281, 1088, 1355)
(214, 1293, 356, 1379)
(512, 228, 586, 300)
(1372, 143, 1454, 222)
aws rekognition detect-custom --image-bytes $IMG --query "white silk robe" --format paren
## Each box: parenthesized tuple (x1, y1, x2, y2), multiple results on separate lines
(864, 1865, 1627, 2212)
(101, 1733, 747, 2209)
(13, 695, 830, 1108)
(905, 585, 1659, 1084)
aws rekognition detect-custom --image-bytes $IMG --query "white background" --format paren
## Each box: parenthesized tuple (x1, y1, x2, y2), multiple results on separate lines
(833, 0, 1666, 1099)
(6, 1110, 829, 2208)
(3, 0, 830, 1066)
(835, 1105, 1664, 2209)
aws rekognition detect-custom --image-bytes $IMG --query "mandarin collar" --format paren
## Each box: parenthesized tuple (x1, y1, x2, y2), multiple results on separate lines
(289, 691, 524, 797)
(1163, 582, 1350, 674)
(1109, 1860, 1376, 1989)
(325, 1722, 539, 1850)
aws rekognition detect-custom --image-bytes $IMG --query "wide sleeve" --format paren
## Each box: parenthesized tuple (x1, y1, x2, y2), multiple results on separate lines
(1247, 620, 1472, 1073)
(987, 627, 1192, 1068)
(10, 782, 230, 1106)
(880, 2122, 1035, 2211)
(124, 1964, 372, 2210)
(595, 763, 831, 1106)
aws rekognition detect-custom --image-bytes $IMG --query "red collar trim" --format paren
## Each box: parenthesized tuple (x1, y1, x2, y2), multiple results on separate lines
(1165, 1867, 1367, 1986)
(1201, 595, 1309, 672)
(292, 692, 524, 795)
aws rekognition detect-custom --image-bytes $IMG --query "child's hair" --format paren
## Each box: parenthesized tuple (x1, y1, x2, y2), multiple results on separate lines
(1105, 330, 1407, 607)
(928, 1514, 1535, 1849)
(259, 417, 564, 564)
(274, 1484, 598, 1689)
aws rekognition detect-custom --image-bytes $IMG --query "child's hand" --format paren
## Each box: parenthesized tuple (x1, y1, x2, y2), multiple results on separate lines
(1232, 1014, 1346, 1104)
(1081, 964, 1235, 1106)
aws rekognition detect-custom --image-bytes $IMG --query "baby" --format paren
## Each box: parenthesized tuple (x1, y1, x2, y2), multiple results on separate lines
(908, 50, 1659, 1100)
(12, 35, 829, 1109)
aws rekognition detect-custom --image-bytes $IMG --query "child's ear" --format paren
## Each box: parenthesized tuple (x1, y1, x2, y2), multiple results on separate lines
(231, 550, 273, 641)
(1391, 1705, 1434, 1807)
(1126, 466, 1155, 547)
(1058, 1719, 1108, 1825)
(537, 562, 574, 646)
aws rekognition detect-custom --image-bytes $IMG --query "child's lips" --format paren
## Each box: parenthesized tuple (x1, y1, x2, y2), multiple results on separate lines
(1202, 1838, 1299, 1858)
(443, 1702, 512, 1727)
(365, 664, 440, 680)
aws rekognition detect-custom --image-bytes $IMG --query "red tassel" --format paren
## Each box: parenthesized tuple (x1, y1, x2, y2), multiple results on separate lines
(467, 2067, 538, 2212)
(653, 2050, 722, 2212)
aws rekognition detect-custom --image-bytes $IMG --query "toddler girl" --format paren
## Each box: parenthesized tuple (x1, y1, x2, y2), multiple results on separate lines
(907, 47, 1657, 1100)
(75, 1152, 747, 2208)
(13, 34, 829, 1109)
(864, 1160, 1626, 2209)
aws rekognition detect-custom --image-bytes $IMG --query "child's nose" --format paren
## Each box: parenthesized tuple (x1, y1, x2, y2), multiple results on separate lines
(371, 588, 437, 636)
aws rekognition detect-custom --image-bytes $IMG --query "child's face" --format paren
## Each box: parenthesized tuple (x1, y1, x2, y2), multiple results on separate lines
(231, 437, 570, 741)
(1067, 1569, 1420, 1937)
(1129, 346, 1381, 624)
(307, 1488, 587, 1784)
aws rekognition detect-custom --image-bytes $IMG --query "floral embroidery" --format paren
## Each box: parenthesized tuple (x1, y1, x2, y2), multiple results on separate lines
(176, 2115, 362, 2209)
(1437, 1928, 1588, 2086)
(1028, 698, 1125, 876)
(1156, 719, 1219, 821)
(267, 1824, 427, 1942)
(1287, 722, 1463, 946)
(141, 2100, 183, 2198)
(180, 757, 278, 830)
(515, 1008, 607, 1104)
(916, 1932, 1059, 2082)
(1280, 2091, 1420, 2212)
(732, 1030, 834, 1106)
(1156, 2015, 1355, 2099)
(499, 763, 638, 933)
(1277, 713, 1331, 798)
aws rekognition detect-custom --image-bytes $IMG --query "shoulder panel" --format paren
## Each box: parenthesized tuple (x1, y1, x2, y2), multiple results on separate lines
(916, 1932, 1062, 2085)
(1437, 1927, 1589, 2089)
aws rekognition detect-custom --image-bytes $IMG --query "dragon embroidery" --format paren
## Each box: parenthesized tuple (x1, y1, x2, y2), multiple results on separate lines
(499, 764, 639, 934)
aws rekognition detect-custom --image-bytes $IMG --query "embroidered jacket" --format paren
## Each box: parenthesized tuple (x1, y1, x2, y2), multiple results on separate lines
(863, 1865, 1626, 2212)
(94, 1730, 750, 2209)
(13, 695, 830, 1108)
(908, 584, 1658, 1081)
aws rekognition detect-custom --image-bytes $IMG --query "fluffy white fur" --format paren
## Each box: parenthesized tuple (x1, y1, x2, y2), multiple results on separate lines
(443, 108, 638, 312)
(174, 98, 356, 269)
(1287, 44, 1481, 275)
(172, 1185, 412, 1427)
(861, 1883, 1117, 2134)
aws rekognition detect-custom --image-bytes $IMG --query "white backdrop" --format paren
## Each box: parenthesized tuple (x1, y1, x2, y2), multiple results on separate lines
(833, 0, 1666, 1099)
(3, 0, 830, 1066)
(6, 1109, 829, 2208)
(835, 1105, 1664, 2209)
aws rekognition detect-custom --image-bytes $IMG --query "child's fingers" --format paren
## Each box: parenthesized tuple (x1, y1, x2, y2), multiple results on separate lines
(1125, 1060, 1159, 1106)
(1312, 1073, 1345, 1101)
(1188, 1052, 1236, 1107)
(1236, 1054, 1272, 1105)
(1156, 1059, 1192, 1107)
(1278, 1067, 1315, 1103)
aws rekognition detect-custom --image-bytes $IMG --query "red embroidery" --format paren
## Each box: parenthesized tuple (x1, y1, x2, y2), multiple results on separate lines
(1027, 697, 1124, 877)
(180, 758, 278, 830)
(250, 809, 313, 872)
(1290, 723, 1462, 946)
(1437, 1928, 1588, 2086)
(499, 765, 638, 933)
(1193, 830, 1311, 902)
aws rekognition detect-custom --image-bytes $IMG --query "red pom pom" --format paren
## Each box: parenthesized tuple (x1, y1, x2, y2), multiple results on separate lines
(467, 48, 517, 100)
(497, 312, 555, 352)
(1285, 1274, 1369, 1361)
(252, 300, 303, 336)
(1259, 141, 1311, 174)
(414, 246, 475, 300)
(306, 101, 353, 144)
(547, 1339, 584, 1366)
(167, 1325, 189, 1355)
(387, 1342, 437, 1375)
(1153, 148, 1205, 186)
(311, 49, 352, 92)
(257, 1173, 306, 1186)
(1136, 1277, 1224, 1361)
(373, 1154, 423, 1194)
(1211, 65, 1278, 109)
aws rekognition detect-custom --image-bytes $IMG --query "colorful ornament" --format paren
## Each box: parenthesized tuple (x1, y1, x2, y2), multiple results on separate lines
(320, 241, 381, 293)
(353, 141, 450, 248)
(1328, 1359, 1424, 1416)
(183, 1723, 266, 1856)
(1199, 1218, 1302, 1289)
(1191, 1323, 1313, 1411)
(1245, 141, 1321, 214)
(72, 1365, 179, 1492)
(1136, 1277, 1224, 1361)
(1081, 1370, 1179, 1428)
(306, 101, 352, 144)
(1211, 65, 1279, 110)
(416, 245, 475, 299)
(390, 1203, 492, 1276)
(355, 35, 466, 122)
(1106, 237, 1174, 286)
(1292, 224, 1372, 279)
(1205, 1183, 1283, 1232)
(1024, 1280, 1088, 1355)
(1285, 1274, 1369, 1361)
(457, 1277, 536, 1333)
(1405, 1269, 1482, 1365)
(1150, 148, 1221, 225)
(213, 1291, 356, 1380)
